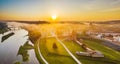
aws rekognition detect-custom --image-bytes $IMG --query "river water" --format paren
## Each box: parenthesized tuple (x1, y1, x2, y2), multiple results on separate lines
(0, 29, 39, 64)
(1, 21, 120, 64)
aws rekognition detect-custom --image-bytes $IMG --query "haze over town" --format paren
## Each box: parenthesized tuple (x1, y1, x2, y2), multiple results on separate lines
(0, 0, 120, 64)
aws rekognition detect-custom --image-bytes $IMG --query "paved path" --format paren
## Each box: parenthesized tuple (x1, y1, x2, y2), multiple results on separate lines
(36, 29, 82, 64)
(51, 32, 81, 64)
(37, 39, 49, 64)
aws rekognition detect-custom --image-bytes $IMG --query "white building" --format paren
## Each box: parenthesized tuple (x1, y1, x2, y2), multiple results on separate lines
(76, 50, 104, 57)
(113, 36, 120, 42)
(96, 34, 102, 39)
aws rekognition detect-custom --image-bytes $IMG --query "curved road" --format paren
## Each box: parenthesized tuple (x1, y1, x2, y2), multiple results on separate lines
(35, 31, 82, 64)
(37, 39, 49, 64)
(51, 31, 81, 64)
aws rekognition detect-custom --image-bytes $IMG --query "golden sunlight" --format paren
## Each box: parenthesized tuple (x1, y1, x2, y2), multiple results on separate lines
(51, 14, 57, 21)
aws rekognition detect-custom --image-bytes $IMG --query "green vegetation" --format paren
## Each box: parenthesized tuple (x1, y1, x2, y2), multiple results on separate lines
(38, 37, 77, 64)
(17, 41, 34, 62)
(34, 41, 45, 64)
(53, 42, 58, 49)
(1, 22, 120, 64)
(34, 37, 120, 64)
(82, 39, 120, 64)
(1, 32, 14, 42)
(28, 30, 41, 43)
(14, 62, 21, 64)
(0, 22, 10, 34)
(63, 39, 120, 64)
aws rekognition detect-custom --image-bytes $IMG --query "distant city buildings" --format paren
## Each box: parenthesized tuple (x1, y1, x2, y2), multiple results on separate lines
(87, 31, 120, 43)
(113, 36, 120, 42)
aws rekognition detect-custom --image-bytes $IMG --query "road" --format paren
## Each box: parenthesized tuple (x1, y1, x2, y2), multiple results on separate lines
(37, 39, 49, 64)
(50, 31, 81, 64)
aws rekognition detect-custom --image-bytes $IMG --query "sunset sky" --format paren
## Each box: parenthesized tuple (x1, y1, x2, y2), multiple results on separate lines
(0, 0, 120, 21)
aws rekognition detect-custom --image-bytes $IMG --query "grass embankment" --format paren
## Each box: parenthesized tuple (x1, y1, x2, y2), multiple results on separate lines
(63, 38, 120, 64)
(38, 37, 77, 64)
(35, 36, 120, 64)
(34, 41, 45, 64)
(82, 39, 120, 63)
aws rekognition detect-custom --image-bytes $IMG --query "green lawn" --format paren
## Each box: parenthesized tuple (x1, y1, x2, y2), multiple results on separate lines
(38, 37, 77, 64)
(62, 40, 119, 64)
(35, 37, 120, 64)
(34, 41, 45, 64)
(82, 39, 120, 64)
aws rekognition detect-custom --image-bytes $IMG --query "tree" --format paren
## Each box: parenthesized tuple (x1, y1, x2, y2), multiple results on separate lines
(53, 43, 57, 49)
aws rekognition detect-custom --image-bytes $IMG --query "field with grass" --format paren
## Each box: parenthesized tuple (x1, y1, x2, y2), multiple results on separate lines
(34, 37, 120, 64)
(38, 37, 77, 64)
(81, 38, 120, 64)
(63, 39, 120, 64)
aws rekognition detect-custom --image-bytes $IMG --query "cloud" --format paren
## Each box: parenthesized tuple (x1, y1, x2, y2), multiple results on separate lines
(79, 0, 120, 12)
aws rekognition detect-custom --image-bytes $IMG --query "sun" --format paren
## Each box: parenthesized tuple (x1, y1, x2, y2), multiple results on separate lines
(51, 14, 57, 21)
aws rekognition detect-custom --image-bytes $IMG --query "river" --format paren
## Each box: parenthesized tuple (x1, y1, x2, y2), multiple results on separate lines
(0, 29, 39, 64)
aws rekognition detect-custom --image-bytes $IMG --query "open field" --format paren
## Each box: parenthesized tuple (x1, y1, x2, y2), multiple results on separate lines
(38, 37, 77, 64)
(35, 37, 120, 64)
(63, 39, 120, 64)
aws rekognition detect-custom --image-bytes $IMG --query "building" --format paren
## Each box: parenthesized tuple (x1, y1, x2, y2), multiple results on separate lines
(113, 36, 120, 42)
(76, 50, 104, 57)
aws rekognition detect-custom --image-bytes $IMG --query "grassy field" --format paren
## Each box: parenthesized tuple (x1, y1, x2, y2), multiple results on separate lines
(63, 39, 120, 64)
(35, 37, 120, 64)
(82, 39, 120, 64)
(38, 37, 77, 64)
